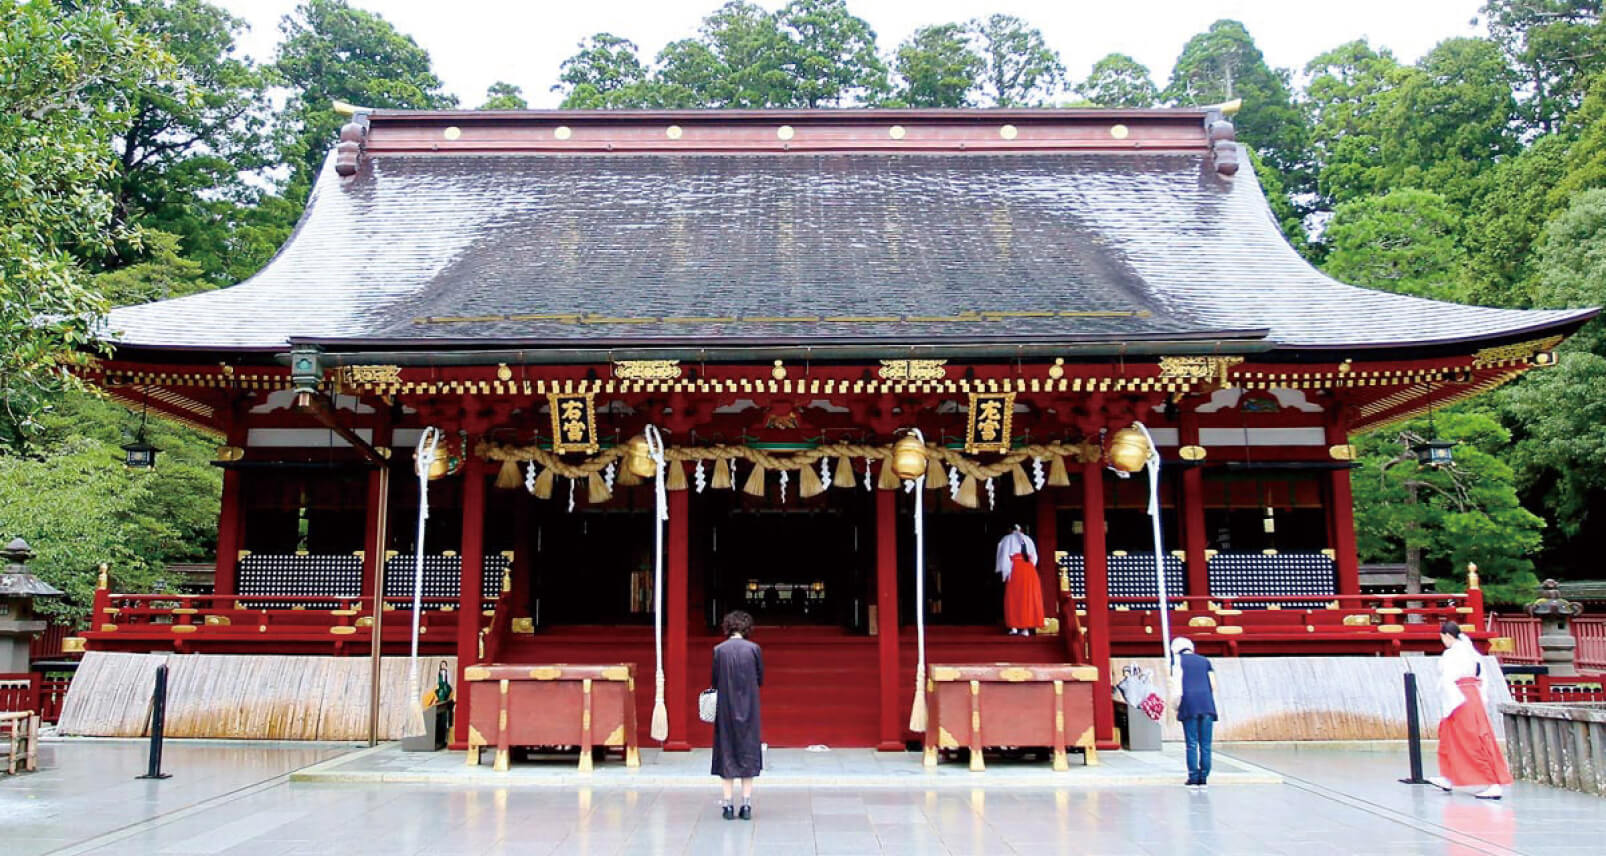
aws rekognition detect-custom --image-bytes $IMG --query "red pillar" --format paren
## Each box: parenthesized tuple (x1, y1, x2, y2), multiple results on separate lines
(453, 455, 487, 745)
(1081, 460, 1115, 748)
(1035, 489, 1058, 620)
(1180, 412, 1209, 599)
(361, 414, 393, 601)
(875, 488, 902, 751)
(663, 489, 692, 751)
(1326, 409, 1361, 596)
(213, 412, 248, 599)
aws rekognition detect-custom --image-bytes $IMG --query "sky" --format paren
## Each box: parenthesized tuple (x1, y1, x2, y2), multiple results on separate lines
(218, 0, 1487, 107)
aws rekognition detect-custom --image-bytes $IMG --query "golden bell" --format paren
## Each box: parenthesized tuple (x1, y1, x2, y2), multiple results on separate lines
(414, 449, 450, 480)
(625, 434, 657, 479)
(891, 433, 928, 481)
(1106, 425, 1151, 473)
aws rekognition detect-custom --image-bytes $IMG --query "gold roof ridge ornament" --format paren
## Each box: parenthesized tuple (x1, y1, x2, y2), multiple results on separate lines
(1157, 355, 1244, 386)
(878, 359, 948, 381)
(613, 360, 682, 380)
(1206, 98, 1242, 116)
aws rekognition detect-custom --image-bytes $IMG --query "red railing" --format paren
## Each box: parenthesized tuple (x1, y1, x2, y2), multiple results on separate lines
(1506, 673, 1606, 704)
(82, 591, 495, 653)
(29, 623, 74, 661)
(37, 678, 69, 722)
(1489, 614, 1543, 665)
(1576, 617, 1606, 672)
(0, 674, 38, 716)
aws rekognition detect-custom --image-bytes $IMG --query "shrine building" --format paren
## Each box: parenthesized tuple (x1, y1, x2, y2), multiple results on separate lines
(76, 107, 1596, 752)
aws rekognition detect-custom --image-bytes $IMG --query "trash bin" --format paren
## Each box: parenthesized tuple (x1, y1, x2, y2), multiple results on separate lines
(1120, 702, 1163, 751)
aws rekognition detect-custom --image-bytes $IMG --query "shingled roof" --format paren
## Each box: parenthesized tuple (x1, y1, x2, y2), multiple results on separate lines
(102, 108, 1596, 359)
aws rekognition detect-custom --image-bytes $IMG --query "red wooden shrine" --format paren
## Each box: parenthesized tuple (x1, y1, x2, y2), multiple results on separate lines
(76, 107, 1596, 752)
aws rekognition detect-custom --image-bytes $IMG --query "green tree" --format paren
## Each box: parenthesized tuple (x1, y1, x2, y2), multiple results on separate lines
(0, 1, 175, 455)
(1304, 40, 1405, 206)
(777, 0, 888, 107)
(1321, 189, 1466, 301)
(0, 391, 221, 621)
(479, 81, 528, 110)
(1480, 0, 1606, 132)
(1387, 38, 1518, 205)
(970, 14, 1066, 107)
(1460, 134, 1570, 307)
(107, 0, 274, 282)
(554, 33, 648, 105)
(1353, 411, 1544, 604)
(893, 24, 982, 107)
(94, 230, 211, 307)
(1164, 20, 1309, 191)
(275, 0, 457, 190)
(1078, 53, 1159, 108)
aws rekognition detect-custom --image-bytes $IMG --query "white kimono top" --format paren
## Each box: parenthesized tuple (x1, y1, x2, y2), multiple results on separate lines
(994, 531, 1037, 582)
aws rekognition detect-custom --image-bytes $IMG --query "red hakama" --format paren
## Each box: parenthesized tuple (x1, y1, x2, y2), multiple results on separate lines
(1004, 553, 1045, 631)
(1437, 677, 1513, 787)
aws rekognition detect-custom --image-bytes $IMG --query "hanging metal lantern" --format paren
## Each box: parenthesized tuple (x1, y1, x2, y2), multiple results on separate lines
(891, 433, 927, 481)
(1412, 440, 1455, 468)
(122, 438, 159, 470)
(625, 433, 657, 479)
(1106, 425, 1151, 473)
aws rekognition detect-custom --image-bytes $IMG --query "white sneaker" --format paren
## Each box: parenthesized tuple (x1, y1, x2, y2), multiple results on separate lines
(1428, 776, 1452, 792)
(1475, 785, 1503, 800)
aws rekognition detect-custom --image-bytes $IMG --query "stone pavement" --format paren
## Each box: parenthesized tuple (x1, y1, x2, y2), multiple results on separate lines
(3, 738, 1604, 855)
(289, 742, 1282, 788)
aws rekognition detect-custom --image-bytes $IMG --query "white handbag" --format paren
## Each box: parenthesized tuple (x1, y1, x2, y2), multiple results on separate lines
(698, 688, 718, 723)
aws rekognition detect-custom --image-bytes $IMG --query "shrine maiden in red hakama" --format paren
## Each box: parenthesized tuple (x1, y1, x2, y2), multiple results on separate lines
(996, 526, 1045, 635)
(1433, 621, 1512, 800)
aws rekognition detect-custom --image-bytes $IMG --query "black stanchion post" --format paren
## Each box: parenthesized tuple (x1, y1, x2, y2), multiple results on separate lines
(1399, 671, 1428, 785)
(137, 663, 173, 780)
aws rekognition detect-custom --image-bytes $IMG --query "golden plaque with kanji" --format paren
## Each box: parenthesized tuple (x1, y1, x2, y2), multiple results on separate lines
(965, 392, 1015, 453)
(548, 393, 599, 454)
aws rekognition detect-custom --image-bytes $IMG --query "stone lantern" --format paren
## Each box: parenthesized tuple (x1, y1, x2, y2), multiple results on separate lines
(0, 539, 63, 673)
(1526, 578, 1585, 678)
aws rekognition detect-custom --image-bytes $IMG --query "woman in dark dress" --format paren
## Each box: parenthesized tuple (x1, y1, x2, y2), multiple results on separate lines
(711, 610, 763, 820)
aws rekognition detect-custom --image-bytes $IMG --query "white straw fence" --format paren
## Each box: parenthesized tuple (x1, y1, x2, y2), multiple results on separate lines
(55, 652, 456, 741)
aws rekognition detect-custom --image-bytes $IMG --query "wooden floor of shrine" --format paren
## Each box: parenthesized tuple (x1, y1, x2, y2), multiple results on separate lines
(494, 624, 1068, 748)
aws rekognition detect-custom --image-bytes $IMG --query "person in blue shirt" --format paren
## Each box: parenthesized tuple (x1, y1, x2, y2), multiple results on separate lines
(1170, 636, 1219, 790)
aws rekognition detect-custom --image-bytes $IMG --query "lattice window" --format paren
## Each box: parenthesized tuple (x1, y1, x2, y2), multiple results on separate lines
(1207, 552, 1335, 606)
(383, 554, 508, 600)
(237, 554, 362, 608)
(235, 553, 509, 605)
(1055, 553, 1185, 605)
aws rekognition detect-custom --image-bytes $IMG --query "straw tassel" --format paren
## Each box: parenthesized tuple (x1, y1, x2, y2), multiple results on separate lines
(908, 666, 928, 732)
(711, 457, 733, 490)
(798, 462, 825, 498)
(650, 672, 668, 742)
(833, 455, 857, 489)
(925, 453, 945, 488)
(665, 459, 688, 491)
(531, 467, 555, 499)
(616, 465, 644, 487)
(494, 459, 522, 489)
(1011, 462, 1034, 496)
(877, 458, 902, 490)
(955, 474, 980, 508)
(587, 471, 612, 504)
(742, 463, 767, 497)
(1047, 453, 1071, 487)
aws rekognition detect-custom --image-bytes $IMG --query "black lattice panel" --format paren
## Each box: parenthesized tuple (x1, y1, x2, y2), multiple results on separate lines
(1054, 553, 1185, 603)
(1208, 552, 1335, 606)
(237, 554, 362, 608)
(384, 554, 509, 600)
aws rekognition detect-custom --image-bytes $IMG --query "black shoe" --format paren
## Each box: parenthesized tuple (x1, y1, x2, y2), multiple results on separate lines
(739, 805, 752, 821)
(722, 805, 735, 821)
